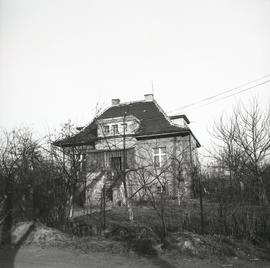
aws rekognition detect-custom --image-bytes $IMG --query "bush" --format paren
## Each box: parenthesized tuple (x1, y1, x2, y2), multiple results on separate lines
(131, 238, 157, 256)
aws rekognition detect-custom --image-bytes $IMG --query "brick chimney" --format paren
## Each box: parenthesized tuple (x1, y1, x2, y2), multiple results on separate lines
(112, 99, 120, 106)
(144, 94, 154, 101)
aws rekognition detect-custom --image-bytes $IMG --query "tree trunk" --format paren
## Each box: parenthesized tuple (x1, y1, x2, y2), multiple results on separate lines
(258, 176, 268, 205)
(198, 174, 204, 234)
(123, 179, 134, 221)
(160, 193, 167, 240)
(161, 214, 167, 241)
(127, 200, 134, 222)
(121, 114, 134, 222)
(68, 195, 74, 218)
(1, 176, 13, 244)
(177, 186, 182, 206)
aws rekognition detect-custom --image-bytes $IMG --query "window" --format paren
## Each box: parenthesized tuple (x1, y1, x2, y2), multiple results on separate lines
(122, 123, 127, 133)
(78, 153, 86, 171)
(156, 185, 167, 193)
(112, 124, 119, 134)
(103, 125, 110, 134)
(153, 147, 166, 168)
(111, 156, 122, 170)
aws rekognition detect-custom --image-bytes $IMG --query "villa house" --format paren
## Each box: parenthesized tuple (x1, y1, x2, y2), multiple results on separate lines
(54, 94, 200, 207)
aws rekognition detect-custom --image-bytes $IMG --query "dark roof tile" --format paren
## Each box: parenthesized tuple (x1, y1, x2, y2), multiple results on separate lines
(99, 101, 185, 135)
(54, 100, 200, 147)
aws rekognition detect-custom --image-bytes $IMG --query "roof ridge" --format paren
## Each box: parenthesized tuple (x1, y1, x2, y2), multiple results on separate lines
(112, 99, 148, 106)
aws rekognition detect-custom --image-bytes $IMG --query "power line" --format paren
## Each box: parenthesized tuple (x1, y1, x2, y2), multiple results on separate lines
(82, 74, 270, 131)
(167, 73, 270, 114)
(177, 78, 270, 113)
(134, 76, 270, 126)
(141, 77, 270, 124)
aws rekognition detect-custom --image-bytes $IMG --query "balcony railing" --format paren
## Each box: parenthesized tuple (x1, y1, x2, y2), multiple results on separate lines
(86, 148, 134, 170)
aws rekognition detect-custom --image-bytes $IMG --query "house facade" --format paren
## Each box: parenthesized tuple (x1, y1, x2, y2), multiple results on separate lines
(54, 94, 200, 207)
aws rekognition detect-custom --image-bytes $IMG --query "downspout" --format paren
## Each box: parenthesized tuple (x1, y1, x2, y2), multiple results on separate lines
(188, 133, 194, 197)
(173, 137, 177, 197)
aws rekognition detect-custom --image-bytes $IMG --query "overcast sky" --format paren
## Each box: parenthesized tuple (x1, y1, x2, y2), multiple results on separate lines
(1, 0, 270, 155)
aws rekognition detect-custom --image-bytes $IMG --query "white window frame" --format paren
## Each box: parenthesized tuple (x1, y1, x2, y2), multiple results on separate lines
(153, 147, 166, 168)
(103, 125, 110, 135)
(121, 123, 127, 133)
(112, 124, 119, 135)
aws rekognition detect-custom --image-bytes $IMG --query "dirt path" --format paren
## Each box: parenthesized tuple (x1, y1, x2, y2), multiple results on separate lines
(0, 246, 162, 268)
(1, 246, 270, 268)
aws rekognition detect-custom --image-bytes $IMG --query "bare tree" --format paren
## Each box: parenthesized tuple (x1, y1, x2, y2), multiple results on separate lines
(48, 121, 88, 219)
(233, 100, 270, 204)
(0, 128, 41, 243)
(211, 98, 270, 205)
(132, 137, 196, 240)
(134, 150, 169, 240)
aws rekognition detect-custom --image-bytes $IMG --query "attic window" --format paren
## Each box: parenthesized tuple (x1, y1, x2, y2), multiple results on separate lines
(122, 123, 127, 132)
(103, 125, 110, 134)
(112, 124, 119, 134)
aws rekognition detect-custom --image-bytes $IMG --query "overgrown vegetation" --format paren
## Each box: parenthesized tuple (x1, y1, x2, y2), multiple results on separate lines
(1, 99, 270, 260)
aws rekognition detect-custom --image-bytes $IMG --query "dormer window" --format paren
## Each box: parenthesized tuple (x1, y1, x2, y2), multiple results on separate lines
(103, 125, 110, 134)
(112, 124, 119, 135)
(97, 115, 140, 138)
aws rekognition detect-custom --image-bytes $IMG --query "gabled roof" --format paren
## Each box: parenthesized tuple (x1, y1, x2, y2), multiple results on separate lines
(53, 99, 200, 147)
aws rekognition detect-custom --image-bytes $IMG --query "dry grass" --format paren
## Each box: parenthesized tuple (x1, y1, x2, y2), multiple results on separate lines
(71, 203, 270, 260)
(23, 223, 130, 255)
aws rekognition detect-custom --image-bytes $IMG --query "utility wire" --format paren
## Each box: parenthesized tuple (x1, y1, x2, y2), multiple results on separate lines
(138, 77, 270, 124)
(80, 74, 270, 130)
(167, 73, 270, 114)
(175, 78, 270, 113)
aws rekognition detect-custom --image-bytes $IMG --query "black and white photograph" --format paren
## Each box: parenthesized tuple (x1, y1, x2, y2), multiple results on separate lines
(0, 0, 270, 267)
